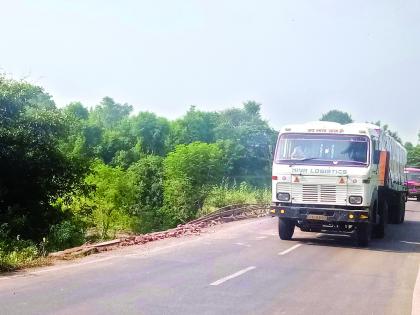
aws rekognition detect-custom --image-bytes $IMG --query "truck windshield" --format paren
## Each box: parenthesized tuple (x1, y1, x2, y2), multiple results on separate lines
(275, 133, 369, 166)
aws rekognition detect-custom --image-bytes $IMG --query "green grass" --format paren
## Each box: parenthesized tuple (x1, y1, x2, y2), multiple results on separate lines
(201, 182, 270, 216)
(0, 239, 51, 272)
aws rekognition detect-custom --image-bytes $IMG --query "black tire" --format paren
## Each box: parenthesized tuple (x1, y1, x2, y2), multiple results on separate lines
(356, 223, 371, 247)
(390, 193, 405, 224)
(373, 200, 387, 239)
(389, 194, 402, 224)
(417, 196, 420, 202)
(278, 218, 295, 240)
(398, 194, 405, 224)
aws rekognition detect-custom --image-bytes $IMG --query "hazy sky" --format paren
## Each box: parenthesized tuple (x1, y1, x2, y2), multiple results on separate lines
(1, 0, 419, 143)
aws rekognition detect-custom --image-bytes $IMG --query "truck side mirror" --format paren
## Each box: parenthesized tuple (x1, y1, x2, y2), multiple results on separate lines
(373, 150, 380, 164)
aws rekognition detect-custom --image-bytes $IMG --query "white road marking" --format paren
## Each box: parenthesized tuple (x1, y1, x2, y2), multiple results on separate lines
(413, 264, 420, 315)
(210, 266, 256, 286)
(401, 241, 420, 245)
(278, 244, 303, 256)
(255, 236, 267, 240)
(235, 242, 251, 247)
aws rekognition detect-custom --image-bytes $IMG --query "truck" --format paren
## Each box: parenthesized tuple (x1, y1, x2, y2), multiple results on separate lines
(270, 121, 407, 246)
(405, 167, 420, 201)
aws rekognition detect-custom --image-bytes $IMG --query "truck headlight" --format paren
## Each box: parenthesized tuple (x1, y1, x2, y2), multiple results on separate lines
(349, 196, 363, 204)
(276, 192, 290, 201)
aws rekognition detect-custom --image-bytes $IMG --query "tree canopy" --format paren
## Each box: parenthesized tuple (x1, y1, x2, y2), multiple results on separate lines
(320, 110, 353, 124)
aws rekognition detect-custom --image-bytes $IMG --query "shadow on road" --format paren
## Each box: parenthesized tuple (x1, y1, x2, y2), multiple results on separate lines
(293, 219, 420, 254)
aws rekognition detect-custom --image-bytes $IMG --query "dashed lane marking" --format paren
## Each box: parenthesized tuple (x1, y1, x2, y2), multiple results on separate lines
(255, 236, 267, 240)
(210, 266, 256, 286)
(278, 244, 303, 256)
(235, 242, 251, 247)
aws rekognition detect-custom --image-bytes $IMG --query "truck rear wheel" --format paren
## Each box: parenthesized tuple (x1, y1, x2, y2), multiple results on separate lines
(418, 196, 420, 202)
(278, 218, 295, 240)
(399, 194, 405, 223)
(390, 193, 405, 224)
(373, 200, 387, 239)
(356, 223, 371, 247)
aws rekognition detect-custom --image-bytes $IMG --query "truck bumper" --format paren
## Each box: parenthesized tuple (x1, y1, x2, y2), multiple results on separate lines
(270, 205, 370, 223)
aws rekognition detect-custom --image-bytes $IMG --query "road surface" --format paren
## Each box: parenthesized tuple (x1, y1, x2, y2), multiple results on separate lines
(1, 201, 419, 315)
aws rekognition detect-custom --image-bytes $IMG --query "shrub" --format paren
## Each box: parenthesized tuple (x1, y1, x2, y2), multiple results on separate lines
(202, 181, 270, 215)
(0, 238, 40, 272)
(163, 142, 225, 226)
(47, 219, 86, 252)
(127, 156, 164, 233)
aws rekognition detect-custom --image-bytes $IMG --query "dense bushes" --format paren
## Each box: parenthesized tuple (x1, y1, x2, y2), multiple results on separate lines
(0, 240, 40, 272)
(162, 142, 225, 226)
(127, 156, 164, 233)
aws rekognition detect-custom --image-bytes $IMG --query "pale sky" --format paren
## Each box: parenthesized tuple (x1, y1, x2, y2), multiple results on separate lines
(1, 0, 419, 143)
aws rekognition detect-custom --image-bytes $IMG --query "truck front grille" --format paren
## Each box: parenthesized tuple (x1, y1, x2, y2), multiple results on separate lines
(292, 184, 347, 205)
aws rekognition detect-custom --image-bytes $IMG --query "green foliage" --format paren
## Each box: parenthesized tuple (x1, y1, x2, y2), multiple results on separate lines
(90, 97, 133, 128)
(127, 156, 164, 232)
(85, 162, 136, 239)
(47, 219, 86, 252)
(0, 76, 85, 240)
(0, 223, 42, 272)
(63, 162, 136, 239)
(64, 102, 89, 120)
(320, 110, 353, 124)
(169, 106, 218, 147)
(131, 112, 170, 156)
(162, 142, 225, 226)
(405, 142, 420, 167)
(215, 101, 276, 186)
(202, 181, 270, 214)
(0, 240, 40, 272)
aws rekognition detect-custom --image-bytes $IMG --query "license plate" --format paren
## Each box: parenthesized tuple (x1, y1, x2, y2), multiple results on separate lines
(307, 214, 328, 221)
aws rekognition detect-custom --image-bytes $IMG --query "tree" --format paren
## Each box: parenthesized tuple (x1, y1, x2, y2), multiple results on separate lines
(131, 112, 170, 156)
(214, 102, 277, 186)
(90, 97, 133, 128)
(64, 102, 89, 121)
(243, 100, 261, 117)
(80, 162, 135, 239)
(169, 106, 218, 147)
(127, 156, 164, 232)
(320, 110, 353, 124)
(0, 77, 85, 239)
(162, 142, 224, 226)
(405, 141, 420, 168)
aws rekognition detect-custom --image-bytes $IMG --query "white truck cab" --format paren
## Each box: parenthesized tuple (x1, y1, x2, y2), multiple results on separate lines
(271, 121, 407, 246)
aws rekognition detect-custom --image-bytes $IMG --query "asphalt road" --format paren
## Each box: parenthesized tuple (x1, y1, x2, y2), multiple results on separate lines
(1, 201, 419, 315)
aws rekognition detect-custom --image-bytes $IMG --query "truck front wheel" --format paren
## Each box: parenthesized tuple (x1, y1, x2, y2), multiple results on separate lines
(356, 223, 371, 247)
(373, 200, 387, 239)
(278, 218, 295, 240)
